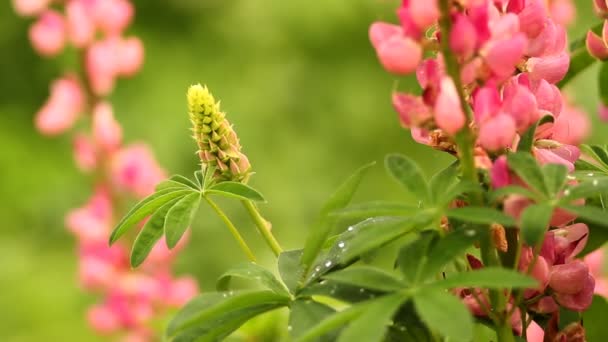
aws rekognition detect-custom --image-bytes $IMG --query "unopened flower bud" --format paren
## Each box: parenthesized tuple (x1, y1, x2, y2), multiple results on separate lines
(187, 84, 251, 182)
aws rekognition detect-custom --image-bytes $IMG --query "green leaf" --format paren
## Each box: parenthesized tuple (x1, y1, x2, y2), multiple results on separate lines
(520, 204, 553, 247)
(414, 288, 473, 342)
(202, 165, 217, 190)
(580, 221, 608, 256)
(507, 153, 548, 195)
(396, 231, 437, 284)
(297, 280, 381, 303)
(429, 162, 459, 205)
(560, 205, 608, 227)
(155, 179, 194, 192)
(329, 201, 417, 219)
(278, 250, 304, 294)
(439, 180, 482, 208)
(170, 174, 200, 189)
(574, 160, 605, 173)
(130, 197, 181, 267)
(294, 305, 366, 342)
(109, 188, 194, 244)
(165, 192, 201, 249)
(338, 293, 408, 342)
(542, 163, 568, 196)
(385, 154, 430, 203)
(583, 296, 608, 342)
(580, 144, 608, 170)
(446, 207, 516, 227)
(561, 178, 608, 201)
(194, 170, 204, 188)
(433, 267, 538, 289)
(418, 228, 482, 282)
(289, 300, 336, 341)
(205, 181, 265, 202)
(301, 162, 375, 272)
(216, 262, 289, 296)
(167, 290, 290, 337)
(518, 115, 554, 152)
(489, 185, 541, 203)
(323, 266, 405, 292)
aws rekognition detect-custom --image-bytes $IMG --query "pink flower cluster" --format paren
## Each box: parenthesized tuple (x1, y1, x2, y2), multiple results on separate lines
(14, 0, 198, 339)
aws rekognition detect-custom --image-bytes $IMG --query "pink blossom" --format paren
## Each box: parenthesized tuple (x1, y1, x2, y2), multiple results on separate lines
(554, 274, 595, 311)
(372, 33, 422, 75)
(111, 144, 166, 197)
(526, 52, 570, 84)
(73, 133, 98, 172)
(526, 321, 545, 342)
(594, 0, 608, 15)
(548, 0, 576, 27)
(392, 93, 431, 127)
(88, 304, 121, 334)
(450, 14, 478, 60)
(166, 276, 199, 306)
(402, 0, 439, 31)
(93, 102, 123, 153)
(12, 0, 51, 17)
(86, 38, 119, 96)
(490, 156, 511, 189)
(35, 76, 85, 135)
(79, 256, 120, 290)
(552, 103, 590, 145)
(116, 37, 145, 77)
(483, 34, 527, 78)
(66, 188, 112, 244)
(585, 249, 608, 298)
(94, 0, 134, 36)
(549, 260, 590, 294)
(66, 0, 96, 48)
(478, 113, 516, 151)
(587, 26, 608, 61)
(600, 104, 608, 121)
(29, 10, 67, 57)
(434, 77, 465, 135)
(516, 0, 547, 38)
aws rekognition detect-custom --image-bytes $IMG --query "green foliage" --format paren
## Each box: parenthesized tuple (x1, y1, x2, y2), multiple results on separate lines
(216, 262, 290, 297)
(413, 288, 473, 342)
(322, 266, 405, 292)
(385, 154, 430, 203)
(507, 152, 549, 196)
(165, 192, 202, 248)
(205, 181, 266, 202)
(520, 204, 553, 247)
(446, 207, 515, 226)
(434, 267, 538, 289)
(517, 115, 554, 152)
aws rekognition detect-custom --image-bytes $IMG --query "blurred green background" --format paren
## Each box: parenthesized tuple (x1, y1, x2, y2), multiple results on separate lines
(0, 0, 604, 340)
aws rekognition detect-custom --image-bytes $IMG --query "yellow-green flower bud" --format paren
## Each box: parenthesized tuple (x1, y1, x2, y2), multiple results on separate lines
(187, 84, 251, 182)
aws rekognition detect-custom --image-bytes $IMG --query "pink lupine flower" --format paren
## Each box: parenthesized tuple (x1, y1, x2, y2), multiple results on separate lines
(93, 102, 123, 153)
(73, 133, 98, 172)
(66, 188, 112, 243)
(594, 0, 608, 15)
(450, 14, 478, 60)
(29, 10, 67, 57)
(79, 256, 121, 290)
(86, 38, 119, 96)
(516, 0, 547, 38)
(549, 260, 590, 294)
(483, 34, 527, 78)
(552, 103, 590, 145)
(554, 274, 595, 311)
(600, 104, 608, 121)
(530, 78, 563, 116)
(401, 0, 439, 31)
(434, 77, 465, 135)
(94, 0, 134, 36)
(587, 22, 608, 60)
(88, 304, 121, 334)
(66, 0, 96, 48)
(529, 296, 559, 313)
(369, 22, 422, 75)
(490, 156, 511, 189)
(502, 83, 539, 132)
(12, 0, 50, 17)
(166, 276, 199, 306)
(116, 37, 145, 77)
(526, 321, 545, 342)
(533, 144, 580, 172)
(478, 113, 516, 151)
(585, 249, 608, 297)
(392, 93, 431, 127)
(35, 76, 85, 135)
(526, 52, 570, 84)
(111, 144, 166, 197)
(548, 0, 576, 27)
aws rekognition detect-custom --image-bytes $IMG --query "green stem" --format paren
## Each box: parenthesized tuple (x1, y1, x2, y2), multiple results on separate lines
(205, 196, 257, 262)
(496, 323, 516, 342)
(242, 200, 283, 257)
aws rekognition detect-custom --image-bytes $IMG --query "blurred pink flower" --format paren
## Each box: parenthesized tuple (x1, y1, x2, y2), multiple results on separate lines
(116, 37, 145, 77)
(86, 38, 119, 96)
(111, 144, 166, 197)
(35, 76, 85, 135)
(585, 249, 608, 298)
(12, 0, 51, 17)
(88, 303, 121, 334)
(93, 101, 123, 153)
(66, 0, 96, 47)
(29, 10, 67, 57)
(73, 133, 98, 172)
(94, 0, 134, 36)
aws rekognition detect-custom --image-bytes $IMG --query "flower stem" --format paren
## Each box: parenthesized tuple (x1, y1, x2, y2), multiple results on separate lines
(205, 196, 257, 262)
(241, 200, 283, 257)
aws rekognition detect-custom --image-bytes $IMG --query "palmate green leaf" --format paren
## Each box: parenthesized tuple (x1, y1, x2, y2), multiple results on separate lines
(385, 154, 430, 203)
(429, 162, 459, 205)
(418, 227, 482, 282)
(561, 178, 608, 201)
(560, 205, 608, 227)
(278, 250, 304, 294)
(433, 267, 538, 289)
(323, 266, 406, 292)
(194, 170, 204, 188)
(130, 197, 181, 267)
(167, 290, 290, 338)
(520, 204, 553, 247)
(170, 174, 200, 189)
(109, 188, 195, 244)
(396, 231, 436, 285)
(414, 288, 473, 342)
(542, 163, 568, 196)
(294, 305, 367, 342)
(156, 179, 196, 192)
(489, 185, 541, 203)
(518, 115, 554, 152)
(507, 152, 548, 195)
(329, 201, 418, 219)
(446, 207, 516, 227)
(439, 180, 482, 207)
(337, 293, 409, 342)
(297, 280, 381, 303)
(574, 160, 606, 173)
(165, 192, 201, 248)
(205, 181, 265, 202)
(300, 162, 375, 273)
(289, 300, 336, 341)
(216, 262, 289, 297)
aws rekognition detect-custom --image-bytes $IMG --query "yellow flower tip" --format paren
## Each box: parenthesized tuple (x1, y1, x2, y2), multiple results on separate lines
(187, 83, 216, 116)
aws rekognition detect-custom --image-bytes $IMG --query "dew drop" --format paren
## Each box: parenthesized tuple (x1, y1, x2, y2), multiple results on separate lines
(338, 241, 345, 248)
(359, 288, 365, 293)
(465, 230, 476, 237)
(593, 179, 599, 186)
(324, 261, 333, 268)
(287, 325, 293, 331)
(588, 173, 595, 177)
(564, 189, 571, 196)
(315, 266, 321, 272)
(347, 226, 354, 232)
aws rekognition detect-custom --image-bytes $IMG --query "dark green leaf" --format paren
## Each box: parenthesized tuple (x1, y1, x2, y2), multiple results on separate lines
(520, 204, 553, 247)
(165, 192, 201, 248)
(574, 160, 605, 173)
(397, 231, 437, 284)
(489, 185, 541, 203)
(329, 201, 417, 219)
(206, 181, 265, 202)
(579, 144, 608, 171)
(560, 205, 608, 227)
(289, 300, 336, 341)
(414, 289, 473, 342)
(429, 162, 459, 205)
(518, 115, 554, 152)
(439, 180, 482, 207)
(385, 154, 430, 203)
(583, 296, 608, 342)
(433, 267, 538, 289)
(446, 207, 515, 227)
(338, 293, 408, 342)
(301, 162, 375, 272)
(294, 305, 366, 342)
(542, 163, 568, 196)
(216, 262, 289, 296)
(109, 188, 194, 244)
(167, 290, 290, 337)
(278, 250, 304, 294)
(130, 198, 181, 267)
(561, 178, 608, 201)
(507, 153, 548, 195)
(323, 266, 405, 292)
(297, 280, 381, 303)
